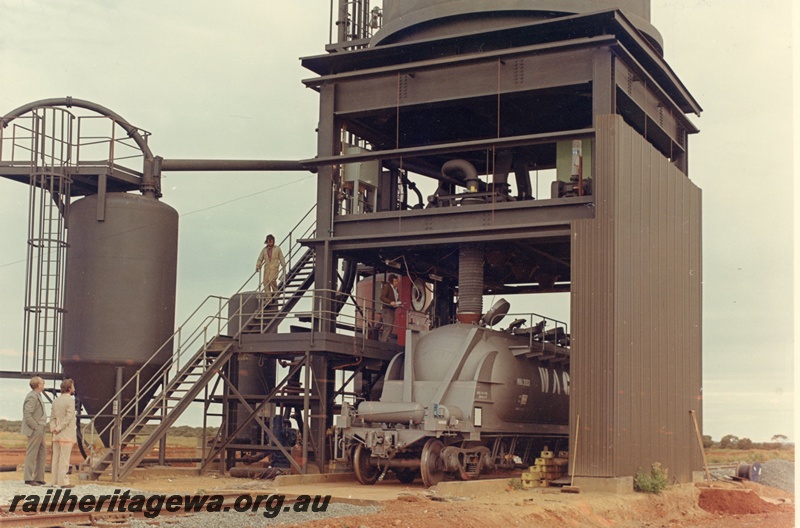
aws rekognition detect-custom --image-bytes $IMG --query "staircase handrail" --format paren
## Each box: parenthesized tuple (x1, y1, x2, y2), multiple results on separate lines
(278, 203, 317, 270)
(85, 290, 251, 446)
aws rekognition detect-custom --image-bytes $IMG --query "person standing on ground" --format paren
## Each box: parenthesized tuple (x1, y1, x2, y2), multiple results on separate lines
(50, 378, 77, 488)
(380, 274, 401, 342)
(256, 234, 287, 301)
(21, 376, 47, 486)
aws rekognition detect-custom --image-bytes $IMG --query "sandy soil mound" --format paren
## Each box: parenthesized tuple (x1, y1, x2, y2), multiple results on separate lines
(698, 488, 781, 515)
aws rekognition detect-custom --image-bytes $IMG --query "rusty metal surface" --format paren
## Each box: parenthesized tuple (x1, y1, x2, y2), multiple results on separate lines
(570, 114, 702, 482)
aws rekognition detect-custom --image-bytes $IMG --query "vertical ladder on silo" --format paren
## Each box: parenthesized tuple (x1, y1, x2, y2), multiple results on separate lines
(21, 108, 72, 376)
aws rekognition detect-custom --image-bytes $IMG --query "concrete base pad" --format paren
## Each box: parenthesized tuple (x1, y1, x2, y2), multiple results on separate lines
(431, 477, 515, 497)
(570, 476, 634, 493)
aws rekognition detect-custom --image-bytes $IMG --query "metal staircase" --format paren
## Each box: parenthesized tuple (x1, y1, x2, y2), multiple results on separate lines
(199, 357, 311, 474)
(83, 335, 237, 481)
(83, 207, 318, 481)
(241, 248, 316, 335)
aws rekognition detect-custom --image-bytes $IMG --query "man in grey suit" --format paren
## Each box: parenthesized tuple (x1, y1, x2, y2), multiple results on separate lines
(21, 376, 47, 485)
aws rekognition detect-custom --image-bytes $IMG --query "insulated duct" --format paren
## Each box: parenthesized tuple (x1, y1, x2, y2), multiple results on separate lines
(457, 244, 484, 324)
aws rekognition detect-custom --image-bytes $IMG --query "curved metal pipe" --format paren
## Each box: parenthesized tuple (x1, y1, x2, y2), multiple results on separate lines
(1, 97, 152, 159)
(1, 97, 157, 195)
(441, 159, 478, 185)
(402, 175, 424, 208)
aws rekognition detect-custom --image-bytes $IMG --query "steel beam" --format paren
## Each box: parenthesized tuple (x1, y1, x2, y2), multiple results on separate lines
(301, 128, 595, 169)
(0, 162, 142, 195)
(303, 36, 612, 89)
(318, 226, 572, 251)
(330, 46, 597, 114)
(160, 159, 310, 172)
(237, 331, 398, 361)
(329, 197, 592, 248)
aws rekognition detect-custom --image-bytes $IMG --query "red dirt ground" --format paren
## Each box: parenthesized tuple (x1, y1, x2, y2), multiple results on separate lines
(0, 448, 794, 528)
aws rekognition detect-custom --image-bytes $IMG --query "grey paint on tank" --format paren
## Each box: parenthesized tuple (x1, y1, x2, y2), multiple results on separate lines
(382, 324, 569, 433)
(61, 192, 179, 426)
(227, 292, 277, 442)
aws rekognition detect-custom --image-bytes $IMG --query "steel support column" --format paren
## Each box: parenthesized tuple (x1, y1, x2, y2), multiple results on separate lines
(314, 84, 338, 333)
(592, 49, 615, 120)
(309, 353, 334, 472)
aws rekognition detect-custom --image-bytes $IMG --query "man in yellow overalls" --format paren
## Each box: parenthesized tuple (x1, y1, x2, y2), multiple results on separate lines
(256, 234, 286, 301)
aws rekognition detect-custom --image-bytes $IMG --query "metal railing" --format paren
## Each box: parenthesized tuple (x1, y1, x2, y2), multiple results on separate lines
(330, 0, 382, 49)
(487, 310, 570, 359)
(1, 110, 149, 175)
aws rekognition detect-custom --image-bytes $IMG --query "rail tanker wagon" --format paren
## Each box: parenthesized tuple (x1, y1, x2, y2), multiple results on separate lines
(336, 322, 570, 486)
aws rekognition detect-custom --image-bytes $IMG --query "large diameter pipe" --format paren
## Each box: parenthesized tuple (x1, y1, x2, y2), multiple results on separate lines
(160, 159, 312, 172)
(457, 244, 484, 324)
(358, 401, 425, 424)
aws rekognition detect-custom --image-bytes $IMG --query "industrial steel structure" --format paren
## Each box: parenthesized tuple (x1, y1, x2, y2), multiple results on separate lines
(0, 0, 702, 489)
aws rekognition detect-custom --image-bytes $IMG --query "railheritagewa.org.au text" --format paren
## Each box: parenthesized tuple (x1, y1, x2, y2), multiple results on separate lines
(9, 489, 331, 518)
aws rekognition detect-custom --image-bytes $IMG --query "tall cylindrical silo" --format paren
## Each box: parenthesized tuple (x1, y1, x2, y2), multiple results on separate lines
(61, 192, 179, 444)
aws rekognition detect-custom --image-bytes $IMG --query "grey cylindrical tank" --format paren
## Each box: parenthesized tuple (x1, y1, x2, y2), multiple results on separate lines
(61, 192, 178, 441)
(227, 291, 260, 337)
(374, 0, 663, 53)
(413, 324, 568, 427)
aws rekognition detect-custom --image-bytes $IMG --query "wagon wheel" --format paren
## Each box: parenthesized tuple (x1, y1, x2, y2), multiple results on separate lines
(394, 468, 419, 484)
(353, 444, 380, 485)
(420, 438, 445, 487)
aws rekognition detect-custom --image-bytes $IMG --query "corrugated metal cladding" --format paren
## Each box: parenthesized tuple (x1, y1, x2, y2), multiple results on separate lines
(571, 115, 702, 483)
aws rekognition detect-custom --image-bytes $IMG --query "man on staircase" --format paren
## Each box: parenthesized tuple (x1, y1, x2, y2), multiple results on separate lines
(256, 234, 287, 302)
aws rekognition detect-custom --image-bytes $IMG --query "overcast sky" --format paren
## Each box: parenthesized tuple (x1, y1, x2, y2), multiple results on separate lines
(0, 1, 795, 444)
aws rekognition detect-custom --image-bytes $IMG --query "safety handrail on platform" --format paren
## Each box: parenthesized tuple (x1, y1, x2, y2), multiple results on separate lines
(492, 311, 571, 361)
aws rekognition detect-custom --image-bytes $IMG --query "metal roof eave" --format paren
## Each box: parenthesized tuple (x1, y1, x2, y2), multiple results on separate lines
(611, 11, 702, 116)
(301, 10, 702, 117)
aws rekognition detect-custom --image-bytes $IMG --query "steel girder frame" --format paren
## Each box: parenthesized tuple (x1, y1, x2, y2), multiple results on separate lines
(301, 10, 702, 475)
